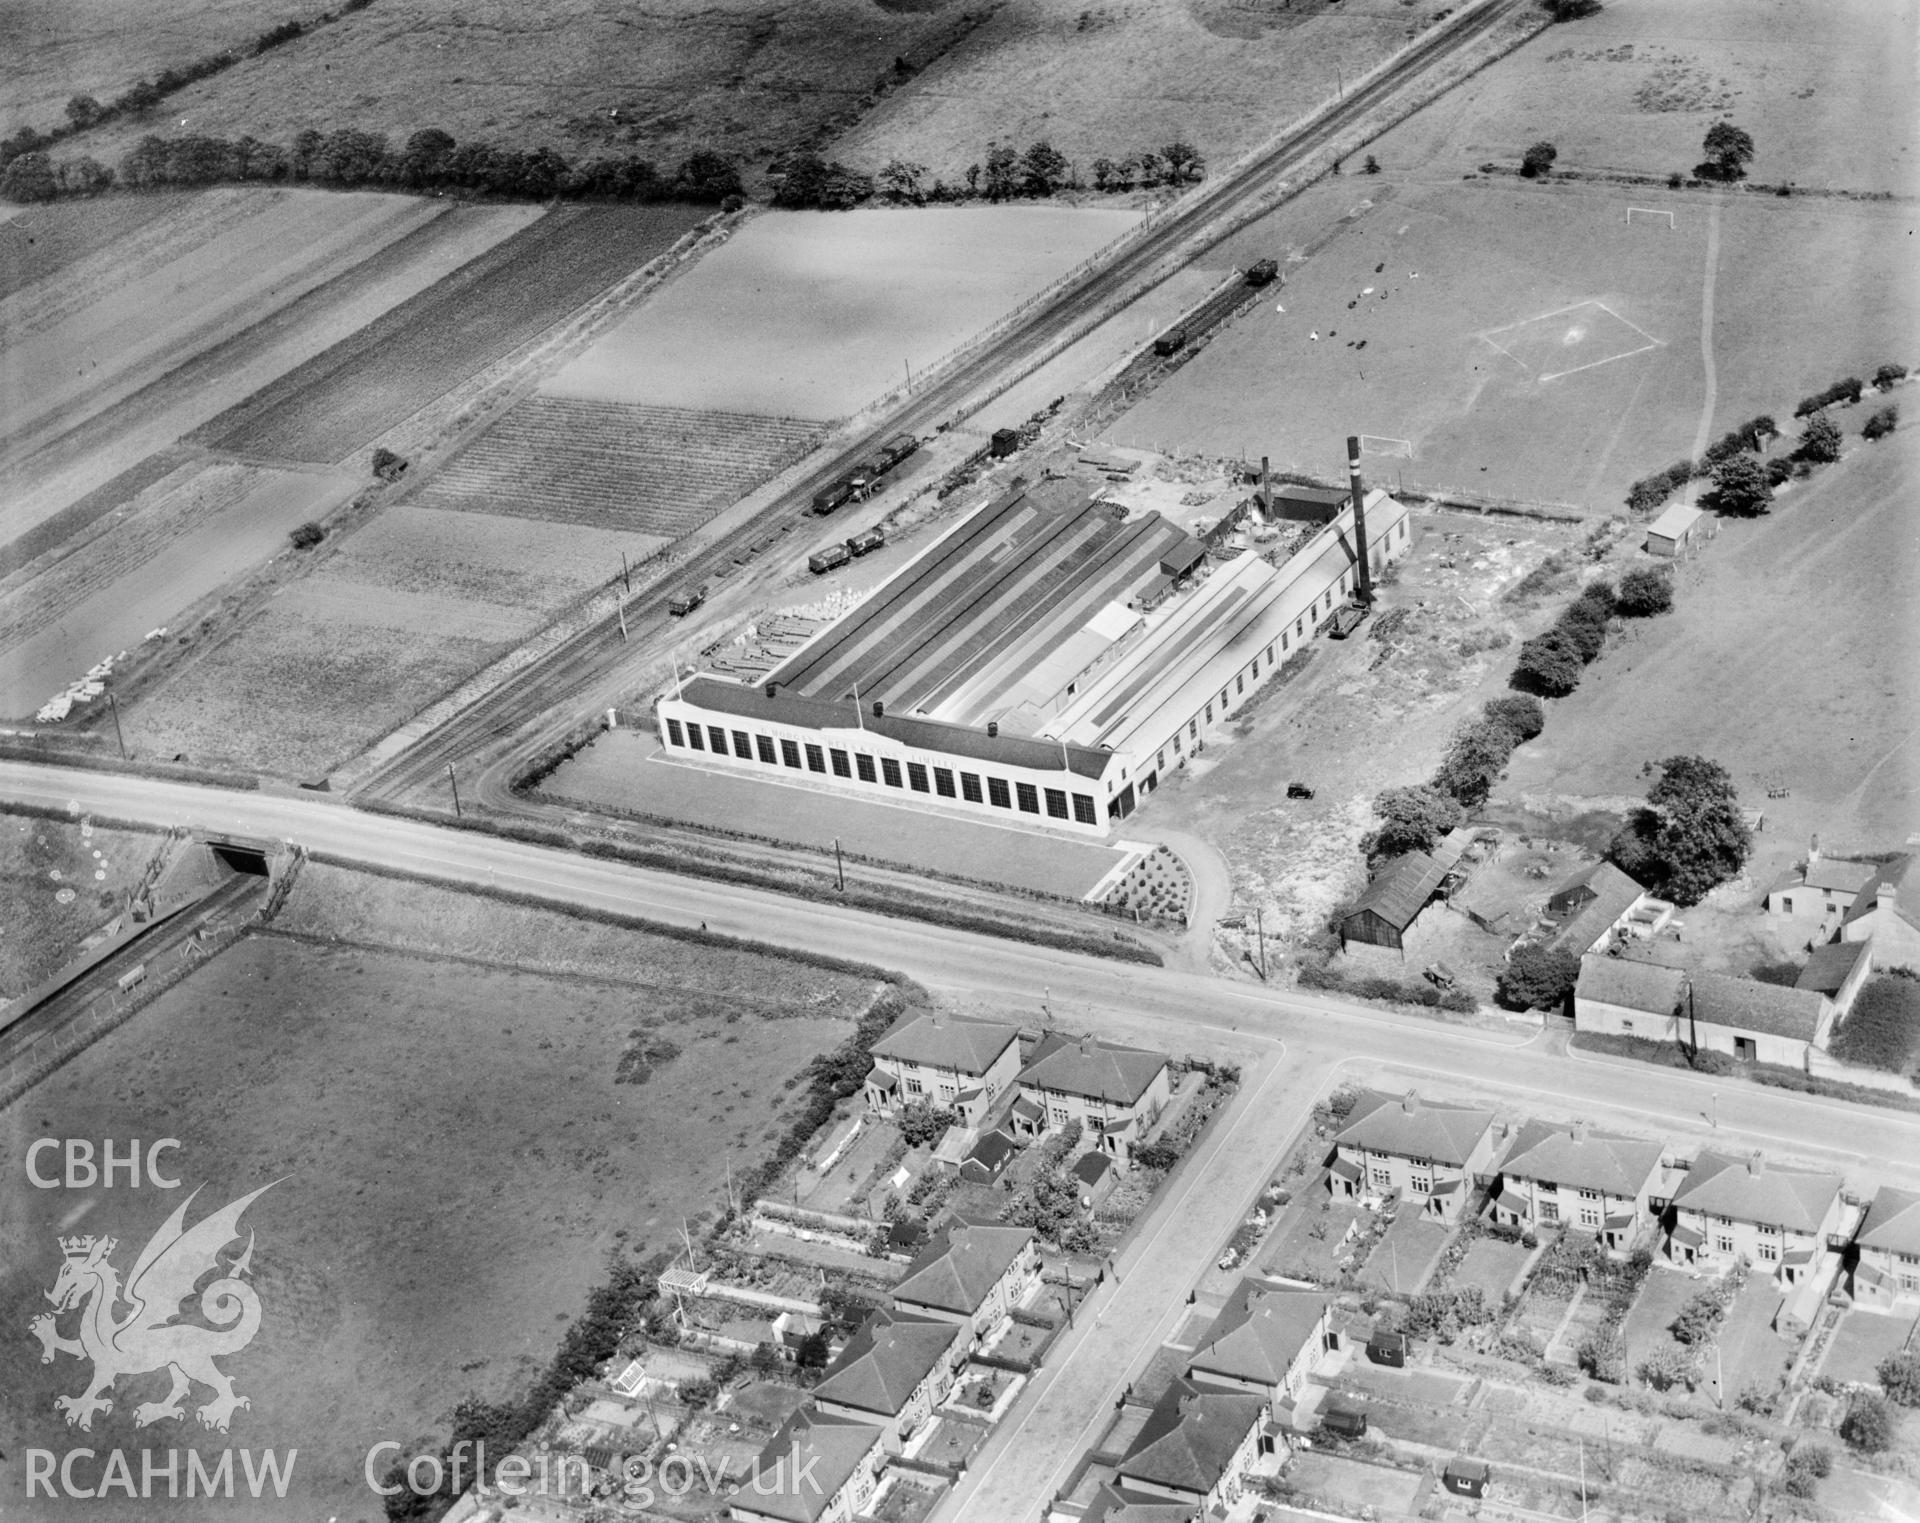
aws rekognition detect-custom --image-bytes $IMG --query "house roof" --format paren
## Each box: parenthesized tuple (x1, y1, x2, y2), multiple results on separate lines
(1188, 1279, 1330, 1388)
(1447, 1457, 1492, 1482)
(1496, 1119, 1664, 1197)
(812, 1310, 959, 1417)
(1687, 971, 1829, 1042)
(1548, 864, 1645, 953)
(740, 1408, 881, 1523)
(1343, 851, 1447, 933)
(1842, 856, 1916, 929)
(1804, 859, 1879, 895)
(1336, 1090, 1495, 1168)
(870, 1010, 1019, 1075)
(1858, 1187, 1920, 1257)
(1646, 502, 1703, 540)
(1672, 1150, 1842, 1233)
(1080, 1483, 1199, 1523)
(1118, 1376, 1267, 1498)
(891, 1223, 1034, 1317)
(1576, 954, 1686, 1016)
(1795, 939, 1872, 996)
(1019, 1031, 1169, 1105)
(671, 675, 1114, 781)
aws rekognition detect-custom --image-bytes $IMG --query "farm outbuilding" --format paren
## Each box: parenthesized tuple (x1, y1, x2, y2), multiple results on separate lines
(1444, 1457, 1491, 1498)
(1339, 851, 1449, 952)
(1644, 502, 1706, 557)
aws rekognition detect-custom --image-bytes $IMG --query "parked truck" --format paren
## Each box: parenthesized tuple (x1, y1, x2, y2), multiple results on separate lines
(845, 525, 885, 557)
(1245, 257, 1280, 287)
(668, 584, 707, 616)
(808, 544, 852, 574)
(812, 479, 855, 515)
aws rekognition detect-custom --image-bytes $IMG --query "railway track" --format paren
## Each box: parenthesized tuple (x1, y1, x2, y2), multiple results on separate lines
(353, 0, 1530, 810)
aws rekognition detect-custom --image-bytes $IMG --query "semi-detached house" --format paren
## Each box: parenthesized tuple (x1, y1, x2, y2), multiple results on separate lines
(1013, 1032, 1171, 1164)
(1851, 1186, 1920, 1314)
(1330, 1090, 1497, 1222)
(862, 1011, 1021, 1126)
(888, 1222, 1038, 1344)
(808, 1308, 968, 1453)
(1490, 1119, 1665, 1257)
(727, 1407, 884, 1523)
(1114, 1375, 1271, 1515)
(1667, 1149, 1844, 1288)
(1185, 1279, 1332, 1416)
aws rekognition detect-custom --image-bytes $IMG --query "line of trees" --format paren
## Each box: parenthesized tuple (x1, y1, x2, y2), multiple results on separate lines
(1624, 413, 1776, 514)
(0, 0, 375, 173)
(1, 125, 744, 205)
(767, 137, 1205, 211)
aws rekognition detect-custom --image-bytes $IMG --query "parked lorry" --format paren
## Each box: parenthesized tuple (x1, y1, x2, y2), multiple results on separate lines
(1245, 257, 1280, 287)
(808, 544, 852, 574)
(812, 479, 855, 515)
(845, 525, 885, 557)
(667, 584, 707, 616)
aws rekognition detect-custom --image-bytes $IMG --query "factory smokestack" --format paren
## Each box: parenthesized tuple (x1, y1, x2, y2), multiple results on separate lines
(1346, 435, 1374, 605)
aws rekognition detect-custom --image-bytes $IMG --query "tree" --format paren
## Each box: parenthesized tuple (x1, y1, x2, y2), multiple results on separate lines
(1615, 567, 1673, 616)
(1483, 694, 1546, 743)
(1609, 755, 1751, 905)
(982, 143, 1021, 199)
(1090, 157, 1116, 191)
(1363, 154, 1381, 175)
(1022, 139, 1069, 196)
(1541, 0, 1602, 18)
(896, 1100, 955, 1148)
(1577, 1330, 1626, 1382)
(1879, 1349, 1920, 1407)
(878, 158, 927, 204)
(1512, 627, 1584, 696)
(1873, 363, 1908, 391)
(675, 149, 743, 201)
(65, 94, 105, 131)
(55, 156, 114, 196)
(1638, 1344, 1697, 1391)
(1555, 598, 1610, 662)
(1497, 945, 1582, 1011)
(1434, 719, 1517, 808)
(0, 151, 58, 203)
(1711, 453, 1772, 514)
(795, 1330, 830, 1367)
(1363, 785, 1463, 860)
(1840, 1392, 1896, 1453)
(1797, 411, 1843, 463)
(1162, 141, 1203, 181)
(1135, 150, 1166, 186)
(1862, 405, 1899, 441)
(1701, 120, 1754, 180)
(1520, 141, 1558, 178)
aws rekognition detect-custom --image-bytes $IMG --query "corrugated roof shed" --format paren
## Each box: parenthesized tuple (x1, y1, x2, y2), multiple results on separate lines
(1345, 851, 1448, 933)
(1646, 502, 1703, 541)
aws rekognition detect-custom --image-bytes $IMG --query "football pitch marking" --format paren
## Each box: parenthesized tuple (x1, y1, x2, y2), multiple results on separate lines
(1478, 298, 1664, 384)
(1626, 206, 1676, 228)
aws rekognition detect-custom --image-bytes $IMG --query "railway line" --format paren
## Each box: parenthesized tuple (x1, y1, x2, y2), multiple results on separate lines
(352, 0, 1530, 810)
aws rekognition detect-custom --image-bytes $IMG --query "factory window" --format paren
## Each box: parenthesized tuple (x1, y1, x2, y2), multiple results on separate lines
(907, 762, 929, 793)
(1016, 782, 1040, 813)
(665, 718, 684, 747)
(1399, 519, 1408, 540)
(1189, 720, 1198, 740)
(1236, 674, 1245, 695)
(830, 748, 851, 778)
(780, 739, 802, 769)
(708, 726, 729, 755)
(757, 734, 778, 764)
(805, 743, 826, 773)
(1204, 703, 1213, 724)
(1045, 788, 1068, 819)
(1157, 750, 1166, 770)
(732, 731, 752, 758)
(856, 754, 878, 783)
(1073, 794, 1097, 825)
(1296, 619, 1305, 639)
(686, 725, 705, 751)
(988, 777, 1012, 809)
(1173, 732, 1183, 754)
(1221, 689, 1229, 709)
(934, 767, 956, 798)
(961, 772, 984, 803)
(1267, 643, 1277, 662)
(881, 758, 903, 788)
(1281, 631, 1289, 652)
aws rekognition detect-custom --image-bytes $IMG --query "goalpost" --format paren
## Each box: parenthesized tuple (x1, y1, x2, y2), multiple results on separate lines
(1625, 207, 1676, 228)
(1358, 435, 1414, 459)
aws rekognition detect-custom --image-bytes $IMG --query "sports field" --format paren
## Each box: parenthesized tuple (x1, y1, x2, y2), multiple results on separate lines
(1106, 184, 1914, 511)
(0, 866, 882, 1518)
(546, 204, 1139, 420)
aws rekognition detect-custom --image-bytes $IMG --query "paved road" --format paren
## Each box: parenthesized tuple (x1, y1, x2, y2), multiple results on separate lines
(11, 761, 1920, 1523)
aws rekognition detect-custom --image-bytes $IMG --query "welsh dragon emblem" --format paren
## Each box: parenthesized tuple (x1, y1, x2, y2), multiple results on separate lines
(29, 1182, 276, 1433)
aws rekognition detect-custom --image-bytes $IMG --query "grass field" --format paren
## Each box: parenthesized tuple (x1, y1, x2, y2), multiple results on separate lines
(414, 397, 824, 539)
(200, 203, 706, 465)
(546, 205, 1138, 420)
(120, 502, 658, 775)
(0, 908, 873, 1519)
(0, 811, 162, 1000)
(0, 462, 358, 719)
(1105, 182, 1915, 512)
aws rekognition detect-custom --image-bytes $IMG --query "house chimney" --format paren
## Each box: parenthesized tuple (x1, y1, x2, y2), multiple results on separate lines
(987, 720, 999, 738)
(1401, 1089, 1420, 1114)
(873, 700, 885, 718)
(1571, 1120, 1589, 1144)
(1346, 435, 1374, 605)
(764, 680, 778, 698)
(1807, 833, 1820, 867)
(1747, 1151, 1764, 1178)
(1261, 455, 1272, 515)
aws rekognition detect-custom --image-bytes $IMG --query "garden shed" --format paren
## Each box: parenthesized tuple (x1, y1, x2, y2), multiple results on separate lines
(1444, 1456, 1491, 1498)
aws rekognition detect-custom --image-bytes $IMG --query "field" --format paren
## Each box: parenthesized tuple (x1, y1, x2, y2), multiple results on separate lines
(200, 203, 708, 465)
(21, 1, 973, 186)
(0, 462, 358, 718)
(0, 863, 885, 1519)
(0, 810, 162, 1001)
(121, 504, 661, 776)
(1504, 425, 1919, 877)
(0, 194, 541, 572)
(414, 397, 825, 539)
(545, 205, 1138, 420)
(1106, 182, 1915, 512)
(836, 0, 1458, 185)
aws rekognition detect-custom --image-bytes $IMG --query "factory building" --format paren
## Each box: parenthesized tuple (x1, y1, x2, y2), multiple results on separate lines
(655, 462, 1413, 838)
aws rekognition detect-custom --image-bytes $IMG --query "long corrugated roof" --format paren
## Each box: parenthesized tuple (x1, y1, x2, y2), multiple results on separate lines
(1672, 1149, 1841, 1232)
(1344, 851, 1447, 932)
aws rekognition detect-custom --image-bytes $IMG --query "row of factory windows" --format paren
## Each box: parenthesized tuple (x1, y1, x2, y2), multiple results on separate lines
(662, 718, 1101, 826)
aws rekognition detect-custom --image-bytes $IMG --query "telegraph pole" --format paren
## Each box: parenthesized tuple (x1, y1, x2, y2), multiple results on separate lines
(621, 551, 631, 593)
(447, 763, 462, 818)
(106, 692, 127, 760)
(834, 838, 845, 892)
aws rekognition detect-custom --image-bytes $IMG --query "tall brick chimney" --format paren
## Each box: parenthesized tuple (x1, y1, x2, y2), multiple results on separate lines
(1346, 435, 1374, 605)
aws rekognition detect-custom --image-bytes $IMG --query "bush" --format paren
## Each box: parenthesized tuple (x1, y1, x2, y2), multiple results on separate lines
(1615, 567, 1673, 617)
(289, 521, 326, 549)
(1878, 1349, 1920, 1406)
(1521, 141, 1558, 178)
(1578, 1331, 1627, 1382)
(1711, 453, 1772, 515)
(1434, 718, 1519, 807)
(1795, 379, 1864, 417)
(1542, 0, 1602, 17)
(1765, 456, 1794, 487)
(1829, 973, 1920, 1072)
(1873, 363, 1908, 391)
(1555, 598, 1610, 662)
(1497, 945, 1582, 1011)
(1689, 1047, 1736, 1075)
(1841, 1392, 1896, 1453)
(1862, 405, 1899, 441)
(1512, 628, 1584, 697)
(1363, 784, 1463, 860)
(896, 1100, 955, 1148)
(371, 446, 408, 481)
(1483, 694, 1546, 743)
(1638, 1345, 1696, 1391)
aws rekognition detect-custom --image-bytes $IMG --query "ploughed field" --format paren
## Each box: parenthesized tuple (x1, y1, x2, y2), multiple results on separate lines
(414, 397, 824, 540)
(196, 203, 707, 465)
(0, 862, 882, 1518)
